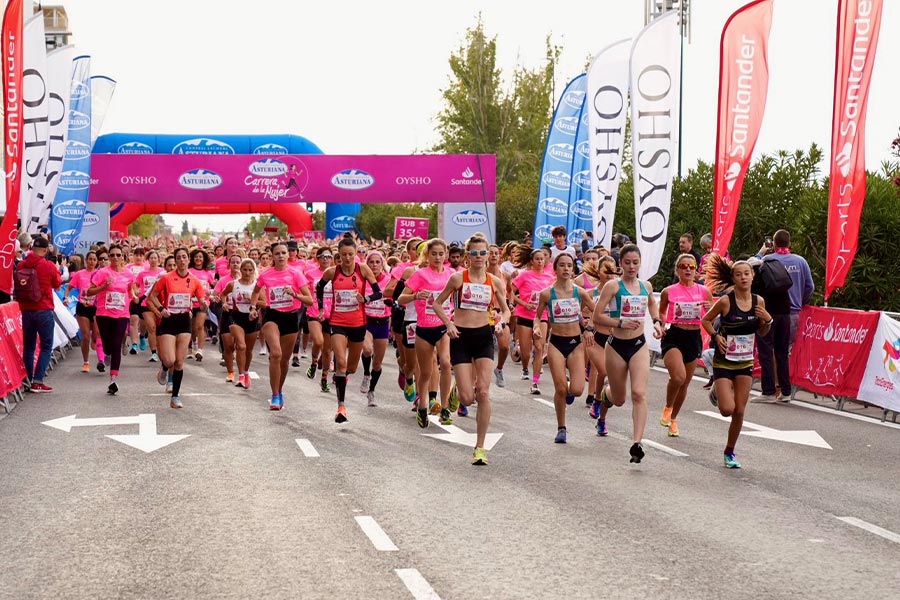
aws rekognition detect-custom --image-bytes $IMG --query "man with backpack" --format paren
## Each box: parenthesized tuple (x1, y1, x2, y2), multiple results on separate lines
(15, 235, 62, 393)
(752, 229, 814, 403)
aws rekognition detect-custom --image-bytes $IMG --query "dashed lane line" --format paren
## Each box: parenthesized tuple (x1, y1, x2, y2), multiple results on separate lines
(395, 568, 442, 600)
(354, 516, 399, 552)
(836, 517, 900, 545)
(295, 438, 320, 457)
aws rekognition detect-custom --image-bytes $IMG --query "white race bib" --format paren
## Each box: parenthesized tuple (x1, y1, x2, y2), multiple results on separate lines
(365, 299, 386, 317)
(725, 334, 755, 362)
(673, 301, 701, 322)
(232, 291, 251, 311)
(620, 295, 647, 320)
(425, 291, 452, 316)
(142, 275, 160, 296)
(459, 282, 491, 312)
(167, 293, 191, 313)
(405, 323, 417, 344)
(269, 286, 293, 309)
(334, 289, 359, 313)
(105, 291, 126, 312)
(551, 297, 580, 323)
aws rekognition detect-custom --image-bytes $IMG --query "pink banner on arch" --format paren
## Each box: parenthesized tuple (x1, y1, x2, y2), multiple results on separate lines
(89, 154, 496, 204)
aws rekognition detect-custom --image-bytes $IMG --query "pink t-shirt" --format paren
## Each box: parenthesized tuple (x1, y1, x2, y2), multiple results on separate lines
(406, 266, 453, 328)
(139, 267, 166, 307)
(126, 262, 146, 279)
(215, 256, 230, 278)
(69, 269, 97, 306)
(257, 267, 309, 312)
(304, 265, 332, 320)
(390, 262, 415, 282)
(213, 274, 235, 297)
(665, 282, 707, 326)
(91, 267, 137, 319)
(512, 269, 554, 320)
(189, 268, 217, 308)
(364, 271, 392, 319)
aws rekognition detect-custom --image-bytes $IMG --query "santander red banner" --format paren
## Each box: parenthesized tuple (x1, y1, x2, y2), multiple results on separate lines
(711, 0, 773, 255)
(790, 306, 879, 397)
(826, 0, 883, 300)
(90, 154, 496, 205)
(0, 302, 27, 397)
(0, 0, 23, 296)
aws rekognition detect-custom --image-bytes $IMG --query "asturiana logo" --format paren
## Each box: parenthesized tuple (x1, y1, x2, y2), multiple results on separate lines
(555, 116, 579, 136)
(539, 197, 568, 217)
(535, 224, 554, 241)
(547, 143, 574, 163)
(172, 138, 235, 155)
(249, 158, 288, 177)
(568, 229, 587, 245)
(452, 210, 487, 227)
(68, 109, 90, 131)
(562, 90, 586, 110)
(179, 168, 222, 190)
(576, 140, 591, 160)
(82, 211, 100, 227)
(329, 215, 357, 231)
(65, 141, 91, 161)
(571, 199, 592, 219)
(542, 170, 571, 191)
(253, 143, 289, 155)
(70, 81, 89, 100)
(573, 170, 591, 191)
(52, 199, 86, 219)
(331, 169, 374, 190)
(58, 170, 91, 191)
(53, 229, 77, 247)
(117, 141, 154, 154)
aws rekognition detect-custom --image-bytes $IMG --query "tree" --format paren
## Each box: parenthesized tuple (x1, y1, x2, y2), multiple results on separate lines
(355, 203, 437, 240)
(312, 210, 325, 232)
(130, 214, 157, 238)
(180, 220, 190, 239)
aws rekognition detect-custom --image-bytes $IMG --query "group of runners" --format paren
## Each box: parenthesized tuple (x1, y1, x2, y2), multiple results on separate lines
(63, 232, 774, 469)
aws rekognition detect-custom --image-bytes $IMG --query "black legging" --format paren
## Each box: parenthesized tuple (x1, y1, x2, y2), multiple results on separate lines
(96, 315, 129, 373)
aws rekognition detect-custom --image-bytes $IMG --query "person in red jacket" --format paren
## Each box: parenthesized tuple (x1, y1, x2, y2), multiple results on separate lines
(16, 235, 62, 393)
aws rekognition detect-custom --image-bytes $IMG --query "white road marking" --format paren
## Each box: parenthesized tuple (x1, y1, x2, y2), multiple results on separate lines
(249, 371, 260, 380)
(790, 399, 900, 430)
(836, 517, 900, 545)
(695, 410, 832, 449)
(395, 568, 442, 600)
(148, 393, 214, 397)
(295, 438, 319, 457)
(641, 439, 689, 457)
(355, 516, 399, 551)
(532, 398, 555, 409)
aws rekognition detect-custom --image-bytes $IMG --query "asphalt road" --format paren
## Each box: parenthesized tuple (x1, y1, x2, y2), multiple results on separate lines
(1, 342, 899, 600)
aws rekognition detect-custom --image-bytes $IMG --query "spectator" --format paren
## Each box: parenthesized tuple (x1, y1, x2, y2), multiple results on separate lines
(549, 225, 576, 261)
(580, 230, 594, 255)
(672, 233, 702, 283)
(17, 235, 62, 393)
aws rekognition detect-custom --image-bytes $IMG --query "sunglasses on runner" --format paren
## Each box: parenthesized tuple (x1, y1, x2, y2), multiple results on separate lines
(319, 254, 333, 259)
(468, 250, 488, 256)
(109, 253, 123, 257)
(677, 263, 697, 270)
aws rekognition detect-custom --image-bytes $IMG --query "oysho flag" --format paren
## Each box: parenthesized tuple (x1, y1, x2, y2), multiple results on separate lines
(565, 101, 592, 246)
(587, 39, 630, 250)
(0, 0, 24, 297)
(631, 11, 680, 280)
(89, 75, 117, 148)
(532, 74, 586, 247)
(826, 0, 883, 301)
(51, 56, 92, 255)
(18, 12, 50, 234)
(711, 0, 774, 256)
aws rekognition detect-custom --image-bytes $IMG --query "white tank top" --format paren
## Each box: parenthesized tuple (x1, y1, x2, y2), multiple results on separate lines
(230, 280, 256, 314)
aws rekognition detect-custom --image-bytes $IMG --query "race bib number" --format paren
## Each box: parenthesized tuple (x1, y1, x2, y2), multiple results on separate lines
(269, 286, 293, 309)
(528, 290, 540, 305)
(233, 291, 251, 311)
(142, 276, 160, 295)
(365, 298, 386, 317)
(405, 323, 417, 344)
(425, 291, 452, 316)
(334, 289, 359, 312)
(551, 297, 581, 323)
(105, 291, 126, 312)
(673, 301, 701, 322)
(620, 295, 647, 320)
(725, 334, 755, 362)
(167, 293, 191, 313)
(459, 282, 491, 312)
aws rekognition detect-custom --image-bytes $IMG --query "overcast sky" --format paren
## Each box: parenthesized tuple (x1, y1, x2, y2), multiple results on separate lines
(35, 1, 900, 232)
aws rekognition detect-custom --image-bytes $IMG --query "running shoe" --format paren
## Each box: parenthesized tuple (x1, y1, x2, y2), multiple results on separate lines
(157, 368, 168, 386)
(320, 379, 331, 393)
(702, 377, 714, 390)
(494, 368, 506, 388)
(428, 397, 442, 415)
(777, 392, 790, 403)
(139, 337, 149, 351)
(660, 405, 673, 427)
(107, 381, 119, 395)
(448, 384, 460, 413)
(724, 453, 741, 469)
(629, 442, 645, 464)
(291, 356, 301, 368)
(521, 368, 529, 381)
(81, 362, 90, 373)
(530, 383, 540, 395)
(29, 382, 52, 393)
(367, 391, 376, 407)
(269, 394, 282, 411)
(301, 350, 308, 359)
(211, 335, 218, 346)
(170, 397, 183, 409)
(403, 380, 417, 403)
(511, 345, 521, 363)
(708, 389, 718, 408)
(457, 404, 469, 417)
(335, 404, 348, 423)
(565, 393, 575, 405)
(219, 359, 226, 367)
(472, 447, 488, 466)
(225, 372, 235, 383)
(97, 361, 106, 373)
(439, 408, 453, 425)
(596, 419, 608, 437)
(554, 428, 567, 444)
(149, 352, 159, 363)
(194, 349, 203, 362)
(417, 408, 429, 428)
(129, 343, 138, 355)
(585, 394, 593, 407)
(751, 394, 779, 404)
(668, 419, 680, 437)
(359, 374, 371, 393)
(259, 346, 268, 356)
(397, 371, 406, 391)
(600, 385, 613, 409)
(306, 363, 318, 379)
(589, 399, 602, 419)
(412, 395, 420, 412)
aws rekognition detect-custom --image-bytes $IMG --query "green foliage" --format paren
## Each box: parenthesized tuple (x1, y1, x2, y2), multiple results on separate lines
(130, 214, 157, 239)
(312, 210, 325, 232)
(356, 203, 437, 240)
(180, 220, 190, 239)
(243, 214, 286, 238)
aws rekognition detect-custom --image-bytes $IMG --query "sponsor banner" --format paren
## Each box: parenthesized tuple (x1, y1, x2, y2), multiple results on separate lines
(566, 102, 592, 246)
(89, 75, 116, 149)
(325, 204, 359, 239)
(90, 154, 497, 205)
(93, 133, 323, 155)
(789, 306, 879, 397)
(587, 38, 631, 250)
(0, 0, 24, 296)
(0, 302, 27, 397)
(826, 0, 883, 300)
(858, 313, 900, 412)
(30, 44, 75, 233)
(532, 74, 586, 246)
(18, 13, 50, 233)
(394, 217, 430, 240)
(711, 0, 774, 256)
(631, 11, 681, 280)
(51, 56, 91, 255)
(74, 202, 110, 253)
(439, 202, 496, 247)
(301, 230, 325, 241)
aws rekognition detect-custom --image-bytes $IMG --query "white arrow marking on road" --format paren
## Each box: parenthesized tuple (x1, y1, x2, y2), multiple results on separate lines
(421, 415, 503, 450)
(695, 410, 832, 449)
(42, 414, 190, 453)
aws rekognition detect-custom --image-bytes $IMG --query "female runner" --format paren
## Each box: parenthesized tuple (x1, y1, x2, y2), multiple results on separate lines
(384, 238, 423, 403)
(138, 250, 166, 363)
(213, 253, 243, 382)
(593, 244, 664, 463)
(532, 254, 596, 443)
(510, 244, 554, 395)
(432, 233, 510, 464)
(702, 256, 772, 468)
(148, 247, 208, 409)
(125, 247, 147, 354)
(250, 242, 313, 410)
(316, 238, 383, 422)
(658, 253, 713, 437)
(486, 243, 511, 388)
(188, 248, 215, 361)
(304, 247, 334, 392)
(584, 255, 620, 435)
(65, 250, 100, 373)
(359, 250, 392, 407)
(221, 258, 260, 390)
